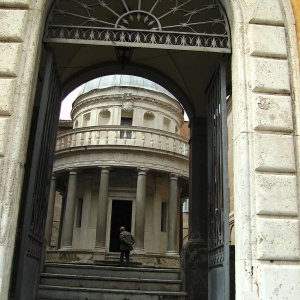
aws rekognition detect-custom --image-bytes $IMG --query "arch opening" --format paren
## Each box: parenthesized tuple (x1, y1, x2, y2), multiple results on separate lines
(10, 1, 235, 300)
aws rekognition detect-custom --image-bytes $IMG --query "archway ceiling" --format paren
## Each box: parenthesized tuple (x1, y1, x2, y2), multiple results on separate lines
(52, 43, 223, 117)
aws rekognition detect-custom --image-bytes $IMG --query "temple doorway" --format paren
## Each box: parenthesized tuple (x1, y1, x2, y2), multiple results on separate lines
(109, 200, 133, 252)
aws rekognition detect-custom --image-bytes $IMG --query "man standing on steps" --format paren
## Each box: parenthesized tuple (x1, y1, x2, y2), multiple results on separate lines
(119, 226, 135, 265)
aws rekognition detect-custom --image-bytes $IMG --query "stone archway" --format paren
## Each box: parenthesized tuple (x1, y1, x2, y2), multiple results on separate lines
(16, 1, 233, 299)
(0, 0, 299, 299)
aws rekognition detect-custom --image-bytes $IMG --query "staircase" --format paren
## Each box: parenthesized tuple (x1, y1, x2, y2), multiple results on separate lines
(37, 263, 187, 300)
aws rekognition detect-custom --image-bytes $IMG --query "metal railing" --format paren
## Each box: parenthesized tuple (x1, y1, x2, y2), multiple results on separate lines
(56, 125, 189, 157)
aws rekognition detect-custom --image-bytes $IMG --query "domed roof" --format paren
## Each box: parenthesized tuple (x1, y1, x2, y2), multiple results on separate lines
(79, 75, 175, 98)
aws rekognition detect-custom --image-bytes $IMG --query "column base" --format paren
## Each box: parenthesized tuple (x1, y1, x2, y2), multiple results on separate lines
(166, 250, 178, 256)
(94, 246, 106, 252)
(59, 245, 73, 250)
(132, 248, 146, 254)
(93, 246, 106, 261)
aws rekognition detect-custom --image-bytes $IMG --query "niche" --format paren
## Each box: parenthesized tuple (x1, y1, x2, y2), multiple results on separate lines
(143, 111, 155, 128)
(163, 117, 171, 132)
(82, 112, 91, 127)
(98, 109, 111, 125)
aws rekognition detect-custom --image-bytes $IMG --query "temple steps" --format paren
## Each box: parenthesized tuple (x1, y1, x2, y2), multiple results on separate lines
(37, 263, 187, 300)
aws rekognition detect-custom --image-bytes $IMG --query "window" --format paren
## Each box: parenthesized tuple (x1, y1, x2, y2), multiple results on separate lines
(182, 199, 189, 213)
(161, 202, 167, 232)
(76, 198, 83, 227)
(120, 117, 132, 139)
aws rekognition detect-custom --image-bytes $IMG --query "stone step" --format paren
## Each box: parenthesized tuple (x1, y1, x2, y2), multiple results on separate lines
(44, 263, 180, 280)
(93, 259, 143, 267)
(40, 273, 182, 291)
(37, 285, 187, 300)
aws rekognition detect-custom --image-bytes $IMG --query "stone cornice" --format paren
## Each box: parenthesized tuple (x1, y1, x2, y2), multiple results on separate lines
(53, 147, 189, 179)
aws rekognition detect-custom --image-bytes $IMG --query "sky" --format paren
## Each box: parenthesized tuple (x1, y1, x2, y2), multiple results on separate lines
(59, 80, 189, 121)
(59, 85, 83, 120)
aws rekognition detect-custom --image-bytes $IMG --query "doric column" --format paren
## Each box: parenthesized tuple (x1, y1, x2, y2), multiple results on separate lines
(57, 191, 67, 249)
(45, 175, 57, 247)
(61, 169, 78, 248)
(167, 174, 178, 255)
(95, 166, 110, 249)
(134, 168, 147, 251)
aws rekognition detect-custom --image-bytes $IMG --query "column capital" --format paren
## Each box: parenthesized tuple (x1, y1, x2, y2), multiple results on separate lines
(51, 174, 57, 180)
(169, 173, 179, 181)
(98, 165, 110, 169)
(99, 166, 110, 174)
(67, 168, 77, 175)
(137, 168, 148, 175)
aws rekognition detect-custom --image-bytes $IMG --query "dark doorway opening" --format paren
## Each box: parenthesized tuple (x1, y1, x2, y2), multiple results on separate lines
(109, 200, 132, 252)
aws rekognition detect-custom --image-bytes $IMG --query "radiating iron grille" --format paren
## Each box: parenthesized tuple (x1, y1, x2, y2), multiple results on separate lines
(45, 0, 231, 52)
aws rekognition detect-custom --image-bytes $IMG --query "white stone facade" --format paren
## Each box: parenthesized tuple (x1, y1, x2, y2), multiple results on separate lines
(0, 0, 299, 299)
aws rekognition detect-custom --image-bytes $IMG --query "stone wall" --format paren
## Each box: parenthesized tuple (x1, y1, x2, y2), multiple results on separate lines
(0, 0, 47, 297)
(228, 0, 300, 298)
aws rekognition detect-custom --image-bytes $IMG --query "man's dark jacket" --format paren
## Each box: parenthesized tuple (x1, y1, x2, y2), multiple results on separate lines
(120, 230, 135, 251)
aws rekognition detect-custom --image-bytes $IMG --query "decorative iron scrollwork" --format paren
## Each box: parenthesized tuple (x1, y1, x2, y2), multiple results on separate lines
(45, 0, 231, 52)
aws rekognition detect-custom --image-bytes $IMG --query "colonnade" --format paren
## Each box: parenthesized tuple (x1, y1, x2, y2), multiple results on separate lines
(45, 167, 180, 255)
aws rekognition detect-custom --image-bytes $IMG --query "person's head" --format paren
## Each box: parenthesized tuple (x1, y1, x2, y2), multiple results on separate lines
(120, 226, 125, 232)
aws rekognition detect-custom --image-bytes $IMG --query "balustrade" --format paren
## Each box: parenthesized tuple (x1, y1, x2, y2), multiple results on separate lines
(56, 126, 189, 156)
